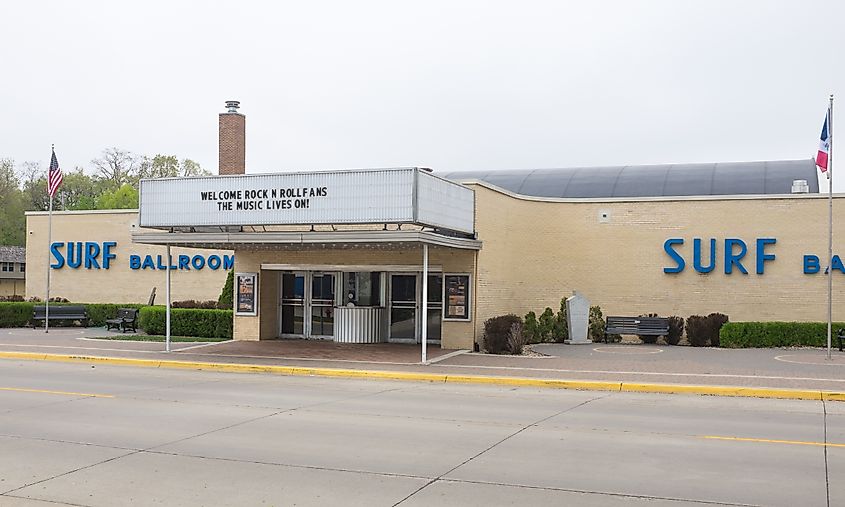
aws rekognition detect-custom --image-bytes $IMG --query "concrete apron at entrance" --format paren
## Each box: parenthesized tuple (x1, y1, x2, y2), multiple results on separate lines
(175, 339, 460, 364)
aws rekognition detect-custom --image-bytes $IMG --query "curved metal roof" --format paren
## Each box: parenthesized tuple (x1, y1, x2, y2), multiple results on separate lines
(440, 159, 819, 198)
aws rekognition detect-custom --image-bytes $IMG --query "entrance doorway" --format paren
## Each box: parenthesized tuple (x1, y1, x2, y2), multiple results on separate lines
(279, 271, 337, 339)
(388, 273, 442, 343)
(310, 272, 335, 338)
(277, 269, 442, 343)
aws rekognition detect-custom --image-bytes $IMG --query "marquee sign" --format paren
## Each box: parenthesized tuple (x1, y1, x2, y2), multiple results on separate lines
(138, 168, 475, 234)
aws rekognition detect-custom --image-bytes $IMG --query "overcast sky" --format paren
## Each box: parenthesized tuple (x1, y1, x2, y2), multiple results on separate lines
(2, 1, 843, 189)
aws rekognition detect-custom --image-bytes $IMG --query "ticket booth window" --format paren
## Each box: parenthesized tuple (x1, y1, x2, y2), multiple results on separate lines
(342, 272, 383, 307)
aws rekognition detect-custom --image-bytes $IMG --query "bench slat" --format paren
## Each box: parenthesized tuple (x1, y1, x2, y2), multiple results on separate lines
(606, 316, 669, 336)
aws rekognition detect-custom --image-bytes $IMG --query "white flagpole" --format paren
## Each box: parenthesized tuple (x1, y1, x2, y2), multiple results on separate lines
(828, 95, 834, 359)
(45, 146, 54, 334)
(165, 244, 171, 352)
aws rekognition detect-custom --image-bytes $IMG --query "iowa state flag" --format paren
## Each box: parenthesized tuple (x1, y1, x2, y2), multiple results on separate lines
(817, 110, 831, 172)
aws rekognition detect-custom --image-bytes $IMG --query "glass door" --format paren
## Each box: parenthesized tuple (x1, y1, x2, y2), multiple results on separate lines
(280, 272, 306, 337)
(310, 272, 336, 338)
(389, 274, 417, 341)
(426, 274, 443, 341)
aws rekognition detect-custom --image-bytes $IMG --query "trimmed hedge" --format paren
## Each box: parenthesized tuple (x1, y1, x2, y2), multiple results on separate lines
(0, 302, 34, 327)
(720, 321, 845, 348)
(139, 306, 233, 339)
(83, 304, 145, 326)
(0, 302, 151, 328)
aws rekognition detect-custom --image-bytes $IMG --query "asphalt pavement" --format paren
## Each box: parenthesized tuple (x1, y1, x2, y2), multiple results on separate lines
(0, 358, 841, 506)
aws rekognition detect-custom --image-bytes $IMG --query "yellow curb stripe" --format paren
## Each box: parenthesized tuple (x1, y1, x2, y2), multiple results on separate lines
(0, 351, 843, 402)
(822, 391, 845, 402)
(0, 387, 114, 398)
(621, 382, 824, 401)
(701, 435, 845, 448)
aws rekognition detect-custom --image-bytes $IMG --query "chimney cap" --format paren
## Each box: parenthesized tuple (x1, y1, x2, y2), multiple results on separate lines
(225, 100, 240, 113)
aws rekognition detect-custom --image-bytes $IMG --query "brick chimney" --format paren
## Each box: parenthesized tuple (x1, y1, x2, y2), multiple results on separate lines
(219, 100, 245, 175)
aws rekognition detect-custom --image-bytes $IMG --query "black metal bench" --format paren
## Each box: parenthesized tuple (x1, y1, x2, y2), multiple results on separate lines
(606, 316, 669, 343)
(106, 308, 139, 333)
(32, 305, 88, 328)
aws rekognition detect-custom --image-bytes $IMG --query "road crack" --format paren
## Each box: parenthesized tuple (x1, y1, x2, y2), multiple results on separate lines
(391, 393, 609, 506)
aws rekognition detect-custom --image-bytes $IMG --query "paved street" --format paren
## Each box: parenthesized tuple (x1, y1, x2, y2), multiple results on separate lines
(0, 358, 842, 506)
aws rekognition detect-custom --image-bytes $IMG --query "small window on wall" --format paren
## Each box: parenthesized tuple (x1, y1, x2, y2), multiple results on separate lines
(0, 262, 10, 272)
(444, 274, 471, 321)
(342, 272, 383, 307)
(20, 263, 25, 273)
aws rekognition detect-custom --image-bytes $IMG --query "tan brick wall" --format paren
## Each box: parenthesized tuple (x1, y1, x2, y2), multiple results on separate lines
(25, 211, 232, 304)
(233, 247, 476, 348)
(218, 113, 245, 175)
(470, 183, 845, 332)
(0, 278, 25, 296)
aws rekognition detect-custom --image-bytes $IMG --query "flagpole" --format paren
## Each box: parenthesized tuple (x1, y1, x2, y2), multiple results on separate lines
(45, 146, 53, 334)
(828, 95, 835, 360)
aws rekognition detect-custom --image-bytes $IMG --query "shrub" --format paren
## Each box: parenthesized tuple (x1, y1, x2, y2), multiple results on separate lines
(82, 304, 145, 327)
(666, 316, 684, 345)
(685, 315, 708, 347)
(0, 302, 35, 327)
(0, 295, 24, 302)
(172, 300, 219, 309)
(638, 313, 661, 344)
(686, 313, 729, 347)
(218, 270, 234, 309)
(139, 306, 233, 339)
(720, 321, 845, 348)
(552, 298, 569, 343)
(0, 302, 147, 328)
(508, 321, 527, 355)
(538, 307, 555, 343)
(524, 311, 540, 344)
(483, 314, 523, 354)
(588, 305, 606, 343)
(707, 313, 729, 347)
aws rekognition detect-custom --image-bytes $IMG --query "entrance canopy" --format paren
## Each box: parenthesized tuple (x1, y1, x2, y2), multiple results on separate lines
(132, 168, 480, 361)
(138, 167, 475, 236)
(131, 229, 481, 250)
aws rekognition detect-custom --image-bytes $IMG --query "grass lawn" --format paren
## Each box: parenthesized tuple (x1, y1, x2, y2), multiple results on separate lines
(90, 335, 229, 343)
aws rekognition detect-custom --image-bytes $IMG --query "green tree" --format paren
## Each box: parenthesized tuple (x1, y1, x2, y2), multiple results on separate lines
(95, 183, 139, 209)
(217, 270, 234, 309)
(523, 311, 540, 344)
(552, 297, 569, 342)
(0, 159, 27, 245)
(137, 154, 209, 179)
(58, 168, 101, 210)
(538, 307, 555, 342)
(91, 148, 138, 190)
(17, 161, 49, 211)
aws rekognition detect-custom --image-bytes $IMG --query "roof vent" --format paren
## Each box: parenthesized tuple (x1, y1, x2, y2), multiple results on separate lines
(791, 179, 809, 194)
(225, 100, 240, 113)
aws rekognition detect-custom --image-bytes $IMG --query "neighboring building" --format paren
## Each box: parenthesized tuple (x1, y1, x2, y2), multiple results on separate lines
(0, 246, 26, 297)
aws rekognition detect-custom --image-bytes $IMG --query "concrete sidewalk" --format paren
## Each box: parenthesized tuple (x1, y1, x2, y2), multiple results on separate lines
(1, 327, 844, 395)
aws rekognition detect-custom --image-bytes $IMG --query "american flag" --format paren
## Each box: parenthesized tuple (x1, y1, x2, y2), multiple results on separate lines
(47, 148, 63, 198)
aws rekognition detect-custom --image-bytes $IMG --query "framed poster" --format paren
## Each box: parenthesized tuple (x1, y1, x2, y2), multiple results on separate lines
(235, 272, 258, 316)
(444, 274, 471, 321)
